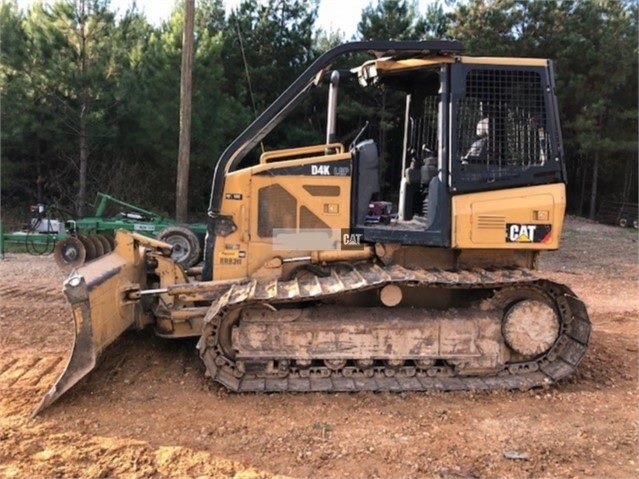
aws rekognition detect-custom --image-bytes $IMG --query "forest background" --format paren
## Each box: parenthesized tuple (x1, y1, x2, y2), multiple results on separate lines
(1, 0, 637, 223)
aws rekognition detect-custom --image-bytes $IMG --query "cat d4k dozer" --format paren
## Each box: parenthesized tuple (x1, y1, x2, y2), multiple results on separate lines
(35, 41, 591, 415)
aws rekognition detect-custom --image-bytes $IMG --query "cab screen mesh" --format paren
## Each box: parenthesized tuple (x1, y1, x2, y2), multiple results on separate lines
(457, 69, 550, 183)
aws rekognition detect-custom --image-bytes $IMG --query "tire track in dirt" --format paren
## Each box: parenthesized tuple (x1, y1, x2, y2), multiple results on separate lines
(0, 284, 64, 304)
(0, 358, 19, 376)
(1, 219, 638, 479)
(72, 332, 203, 402)
(0, 354, 66, 416)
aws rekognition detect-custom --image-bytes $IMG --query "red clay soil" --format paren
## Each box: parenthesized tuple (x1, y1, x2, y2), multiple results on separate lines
(0, 216, 637, 478)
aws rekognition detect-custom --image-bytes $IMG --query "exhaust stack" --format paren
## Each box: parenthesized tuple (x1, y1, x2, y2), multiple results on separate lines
(326, 70, 340, 146)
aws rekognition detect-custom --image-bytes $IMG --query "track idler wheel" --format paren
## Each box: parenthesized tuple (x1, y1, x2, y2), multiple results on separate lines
(53, 237, 87, 271)
(502, 299, 560, 357)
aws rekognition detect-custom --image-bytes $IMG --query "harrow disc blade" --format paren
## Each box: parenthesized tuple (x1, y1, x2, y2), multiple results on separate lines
(77, 234, 97, 261)
(104, 234, 115, 250)
(88, 234, 105, 257)
(53, 237, 87, 272)
(94, 234, 112, 255)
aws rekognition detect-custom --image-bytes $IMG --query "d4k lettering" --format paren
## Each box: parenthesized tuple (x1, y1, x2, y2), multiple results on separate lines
(311, 165, 331, 175)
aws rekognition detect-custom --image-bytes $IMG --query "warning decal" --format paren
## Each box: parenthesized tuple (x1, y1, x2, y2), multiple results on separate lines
(219, 249, 246, 265)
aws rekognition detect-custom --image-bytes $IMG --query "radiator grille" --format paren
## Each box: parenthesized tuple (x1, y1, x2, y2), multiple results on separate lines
(258, 184, 297, 237)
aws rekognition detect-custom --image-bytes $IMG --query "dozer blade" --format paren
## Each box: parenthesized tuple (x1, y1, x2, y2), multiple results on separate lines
(33, 231, 166, 416)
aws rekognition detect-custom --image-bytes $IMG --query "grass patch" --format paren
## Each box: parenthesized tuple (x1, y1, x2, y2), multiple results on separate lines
(1, 236, 57, 255)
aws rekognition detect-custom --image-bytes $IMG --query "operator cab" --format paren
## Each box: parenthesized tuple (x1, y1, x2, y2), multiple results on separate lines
(203, 42, 565, 281)
(348, 55, 564, 247)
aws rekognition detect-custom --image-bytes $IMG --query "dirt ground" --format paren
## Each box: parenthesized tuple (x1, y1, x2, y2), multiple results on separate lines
(0, 216, 637, 479)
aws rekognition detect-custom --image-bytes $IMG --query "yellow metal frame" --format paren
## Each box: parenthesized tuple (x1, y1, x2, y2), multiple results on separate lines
(452, 183, 566, 250)
(213, 145, 353, 280)
(360, 55, 548, 75)
(260, 143, 344, 164)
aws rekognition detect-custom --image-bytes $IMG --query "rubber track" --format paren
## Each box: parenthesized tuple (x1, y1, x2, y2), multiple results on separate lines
(198, 263, 591, 393)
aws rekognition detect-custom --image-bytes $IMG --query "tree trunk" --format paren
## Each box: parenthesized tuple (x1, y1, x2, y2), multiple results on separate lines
(176, 0, 195, 222)
(579, 159, 587, 216)
(79, 102, 88, 218)
(622, 159, 632, 204)
(36, 140, 44, 204)
(588, 151, 599, 220)
(77, 0, 88, 218)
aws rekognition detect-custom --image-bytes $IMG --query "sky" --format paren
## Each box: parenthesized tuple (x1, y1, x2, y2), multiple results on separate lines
(16, 0, 373, 38)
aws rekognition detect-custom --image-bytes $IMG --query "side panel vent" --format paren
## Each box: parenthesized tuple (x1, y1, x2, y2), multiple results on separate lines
(476, 215, 506, 229)
(303, 185, 340, 197)
(471, 214, 506, 244)
(300, 206, 330, 230)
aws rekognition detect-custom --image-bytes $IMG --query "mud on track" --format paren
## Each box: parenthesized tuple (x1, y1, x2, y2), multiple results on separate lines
(0, 216, 637, 478)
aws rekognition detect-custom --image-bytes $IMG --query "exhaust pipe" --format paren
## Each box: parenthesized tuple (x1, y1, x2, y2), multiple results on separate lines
(326, 70, 340, 149)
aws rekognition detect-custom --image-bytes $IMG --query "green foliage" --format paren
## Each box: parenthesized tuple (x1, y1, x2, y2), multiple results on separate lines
(216, 0, 320, 163)
(1, 0, 636, 220)
(221, 0, 318, 110)
(358, 0, 427, 40)
(447, 0, 638, 211)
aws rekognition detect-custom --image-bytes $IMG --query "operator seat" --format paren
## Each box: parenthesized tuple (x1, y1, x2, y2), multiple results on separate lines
(420, 154, 438, 219)
(462, 117, 489, 164)
(403, 147, 438, 221)
(353, 139, 380, 225)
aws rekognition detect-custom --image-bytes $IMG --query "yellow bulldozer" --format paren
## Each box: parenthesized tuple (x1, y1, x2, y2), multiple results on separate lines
(35, 40, 591, 414)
